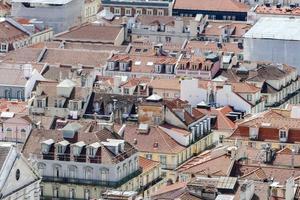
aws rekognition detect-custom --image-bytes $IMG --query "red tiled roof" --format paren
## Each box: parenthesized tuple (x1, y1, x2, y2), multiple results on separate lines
(229, 110, 300, 143)
(124, 124, 186, 154)
(55, 23, 123, 43)
(139, 156, 160, 173)
(255, 5, 300, 16)
(173, 0, 250, 12)
(196, 106, 236, 130)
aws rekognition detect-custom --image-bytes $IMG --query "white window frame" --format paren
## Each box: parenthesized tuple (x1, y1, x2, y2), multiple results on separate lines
(113, 7, 121, 15)
(146, 9, 153, 15)
(125, 8, 132, 16)
(157, 9, 164, 16)
(136, 8, 143, 15)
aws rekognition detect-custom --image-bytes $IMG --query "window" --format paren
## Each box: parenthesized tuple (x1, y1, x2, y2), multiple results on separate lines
(85, 167, 93, 180)
(117, 166, 122, 179)
(165, 36, 171, 43)
(6, 128, 12, 134)
(123, 163, 128, 176)
(57, 145, 63, 154)
(0, 43, 7, 52)
(247, 94, 252, 101)
(153, 116, 161, 125)
(157, 9, 164, 16)
(129, 160, 133, 173)
(136, 8, 142, 15)
(84, 189, 90, 200)
(146, 9, 153, 15)
(69, 165, 77, 178)
(114, 7, 121, 15)
(37, 100, 43, 108)
(124, 88, 130, 95)
(69, 188, 75, 199)
(146, 154, 152, 160)
(125, 8, 132, 16)
(4, 89, 11, 99)
(40, 186, 44, 197)
(100, 168, 109, 181)
(280, 130, 287, 138)
(88, 147, 95, 157)
(54, 165, 61, 177)
(17, 91, 23, 99)
(73, 101, 79, 110)
(53, 187, 59, 198)
(159, 155, 167, 168)
(38, 163, 46, 176)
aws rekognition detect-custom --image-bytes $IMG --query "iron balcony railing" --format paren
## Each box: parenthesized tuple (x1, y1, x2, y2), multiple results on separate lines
(35, 147, 137, 164)
(42, 167, 142, 188)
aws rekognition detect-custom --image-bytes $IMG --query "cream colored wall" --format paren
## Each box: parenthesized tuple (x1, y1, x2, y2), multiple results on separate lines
(41, 162, 163, 199)
(225, 138, 298, 150)
(153, 88, 180, 99)
(30, 29, 54, 45)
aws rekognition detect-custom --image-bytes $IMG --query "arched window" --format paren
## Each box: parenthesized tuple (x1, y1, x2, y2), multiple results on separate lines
(134, 157, 138, 170)
(100, 168, 109, 181)
(68, 165, 77, 178)
(20, 129, 26, 141)
(117, 166, 122, 180)
(37, 162, 46, 176)
(6, 128, 12, 134)
(123, 163, 128, 176)
(17, 91, 23, 100)
(129, 160, 133, 173)
(6, 128, 12, 140)
(53, 164, 62, 177)
(4, 89, 11, 99)
(84, 167, 93, 180)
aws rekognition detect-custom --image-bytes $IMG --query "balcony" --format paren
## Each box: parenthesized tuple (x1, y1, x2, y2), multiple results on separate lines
(42, 167, 142, 188)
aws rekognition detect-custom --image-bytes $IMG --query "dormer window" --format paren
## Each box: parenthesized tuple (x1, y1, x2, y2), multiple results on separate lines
(249, 126, 259, 140)
(155, 64, 162, 73)
(87, 142, 100, 157)
(56, 140, 69, 155)
(279, 129, 288, 142)
(41, 139, 55, 154)
(88, 148, 95, 157)
(57, 145, 63, 154)
(72, 141, 85, 156)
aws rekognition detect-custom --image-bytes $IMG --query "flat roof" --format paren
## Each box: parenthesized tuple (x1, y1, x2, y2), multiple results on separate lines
(244, 17, 300, 41)
(12, 0, 72, 4)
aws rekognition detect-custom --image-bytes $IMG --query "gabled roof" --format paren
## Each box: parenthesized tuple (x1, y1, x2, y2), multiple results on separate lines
(123, 124, 186, 154)
(0, 20, 29, 43)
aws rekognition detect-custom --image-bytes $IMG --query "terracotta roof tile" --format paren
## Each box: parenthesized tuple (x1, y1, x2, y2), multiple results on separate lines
(0, 20, 29, 43)
(123, 124, 186, 154)
(55, 23, 123, 43)
(149, 78, 181, 91)
(139, 156, 159, 173)
(173, 0, 250, 12)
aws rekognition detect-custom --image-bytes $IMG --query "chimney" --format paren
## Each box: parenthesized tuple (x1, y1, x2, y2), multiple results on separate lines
(292, 148, 295, 168)
(23, 64, 32, 80)
(117, 124, 126, 137)
(240, 180, 255, 200)
(285, 177, 296, 200)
